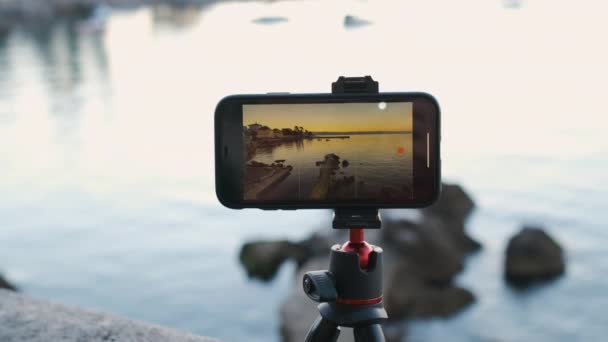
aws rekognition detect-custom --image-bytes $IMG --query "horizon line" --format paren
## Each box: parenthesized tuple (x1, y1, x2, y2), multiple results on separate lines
(312, 130, 412, 134)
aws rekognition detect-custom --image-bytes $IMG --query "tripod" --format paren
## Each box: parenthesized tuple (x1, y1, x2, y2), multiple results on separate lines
(302, 208, 388, 342)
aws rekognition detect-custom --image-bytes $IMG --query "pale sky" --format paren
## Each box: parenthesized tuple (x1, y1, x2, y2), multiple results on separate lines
(244, 102, 412, 132)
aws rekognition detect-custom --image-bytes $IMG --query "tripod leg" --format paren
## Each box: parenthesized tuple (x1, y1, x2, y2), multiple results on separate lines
(353, 324, 385, 342)
(304, 316, 340, 342)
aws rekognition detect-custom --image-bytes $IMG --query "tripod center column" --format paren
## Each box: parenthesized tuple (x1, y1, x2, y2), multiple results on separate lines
(341, 228, 374, 270)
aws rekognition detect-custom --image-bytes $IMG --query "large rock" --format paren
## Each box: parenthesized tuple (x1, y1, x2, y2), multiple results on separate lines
(505, 226, 565, 286)
(239, 233, 333, 281)
(0, 273, 17, 291)
(0, 21, 12, 38)
(240, 240, 294, 281)
(380, 218, 476, 319)
(382, 218, 463, 284)
(422, 183, 481, 253)
(384, 262, 474, 319)
(423, 183, 475, 221)
(0, 289, 218, 342)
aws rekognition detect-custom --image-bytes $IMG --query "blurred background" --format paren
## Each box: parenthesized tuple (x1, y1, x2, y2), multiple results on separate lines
(0, 0, 607, 341)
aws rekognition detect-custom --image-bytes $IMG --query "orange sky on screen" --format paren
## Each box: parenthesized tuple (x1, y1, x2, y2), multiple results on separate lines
(244, 102, 413, 132)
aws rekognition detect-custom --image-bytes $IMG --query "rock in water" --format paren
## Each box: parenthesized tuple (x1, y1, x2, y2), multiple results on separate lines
(382, 218, 464, 283)
(343, 15, 372, 28)
(381, 218, 475, 319)
(324, 153, 340, 166)
(0, 274, 17, 291)
(239, 234, 334, 281)
(0, 22, 11, 38)
(385, 264, 475, 319)
(423, 183, 475, 222)
(422, 183, 481, 253)
(252, 17, 288, 25)
(505, 226, 565, 286)
(239, 240, 293, 281)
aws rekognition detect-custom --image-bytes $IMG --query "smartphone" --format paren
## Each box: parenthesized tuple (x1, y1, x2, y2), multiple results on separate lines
(215, 92, 440, 209)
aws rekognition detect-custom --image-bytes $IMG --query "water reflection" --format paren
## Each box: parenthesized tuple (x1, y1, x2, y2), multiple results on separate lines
(0, 38, 10, 103)
(249, 134, 413, 201)
(152, 4, 203, 30)
(6, 21, 110, 149)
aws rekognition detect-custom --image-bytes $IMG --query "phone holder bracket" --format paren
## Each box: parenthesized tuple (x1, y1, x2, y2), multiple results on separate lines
(332, 76, 379, 94)
(332, 208, 381, 229)
(331, 76, 381, 230)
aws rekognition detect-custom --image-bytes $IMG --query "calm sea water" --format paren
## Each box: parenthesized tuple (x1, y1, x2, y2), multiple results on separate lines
(0, 1, 607, 341)
(251, 133, 413, 200)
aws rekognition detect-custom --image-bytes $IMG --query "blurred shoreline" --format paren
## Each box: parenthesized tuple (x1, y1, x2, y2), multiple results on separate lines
(0, 0, 228, 34)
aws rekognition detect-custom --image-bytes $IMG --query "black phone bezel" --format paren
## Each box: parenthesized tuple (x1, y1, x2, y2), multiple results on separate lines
(215, 92, 440, 209)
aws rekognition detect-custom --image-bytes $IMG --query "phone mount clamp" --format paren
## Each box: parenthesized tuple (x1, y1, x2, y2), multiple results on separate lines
(302, 76, 388, 342)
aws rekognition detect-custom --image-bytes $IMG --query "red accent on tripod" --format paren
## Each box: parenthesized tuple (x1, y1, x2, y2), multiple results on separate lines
(336, 295, 383, 305)
(340, 228, 374, 270)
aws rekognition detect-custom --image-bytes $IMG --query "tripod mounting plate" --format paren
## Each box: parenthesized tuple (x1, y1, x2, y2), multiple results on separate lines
(332, 208, 381, 229)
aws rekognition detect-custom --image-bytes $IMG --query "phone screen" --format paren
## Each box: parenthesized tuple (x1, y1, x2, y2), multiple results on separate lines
(215, 92, 440, 209)
(242, 102, 414, 202)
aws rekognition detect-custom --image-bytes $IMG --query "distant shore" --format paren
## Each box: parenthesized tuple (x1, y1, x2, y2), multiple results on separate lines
(245, 129, 410, 161)
(313, 131, 411, 135)
(256, 135, 310, 146)
(0, 0, 214, 30)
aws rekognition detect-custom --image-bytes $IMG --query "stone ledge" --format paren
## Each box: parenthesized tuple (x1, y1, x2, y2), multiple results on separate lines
(0, 289, 219, 342)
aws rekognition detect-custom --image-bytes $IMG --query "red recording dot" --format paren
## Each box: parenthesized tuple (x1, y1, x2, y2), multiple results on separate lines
(397, 146, 405, 154)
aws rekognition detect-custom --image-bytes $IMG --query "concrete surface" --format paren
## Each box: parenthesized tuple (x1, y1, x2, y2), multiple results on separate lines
(0, 289, 219, 342)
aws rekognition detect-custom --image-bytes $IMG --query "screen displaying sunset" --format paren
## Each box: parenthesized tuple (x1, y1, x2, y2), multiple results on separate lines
(242, 102, 413, 202)
(243, 102, 412, 133)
